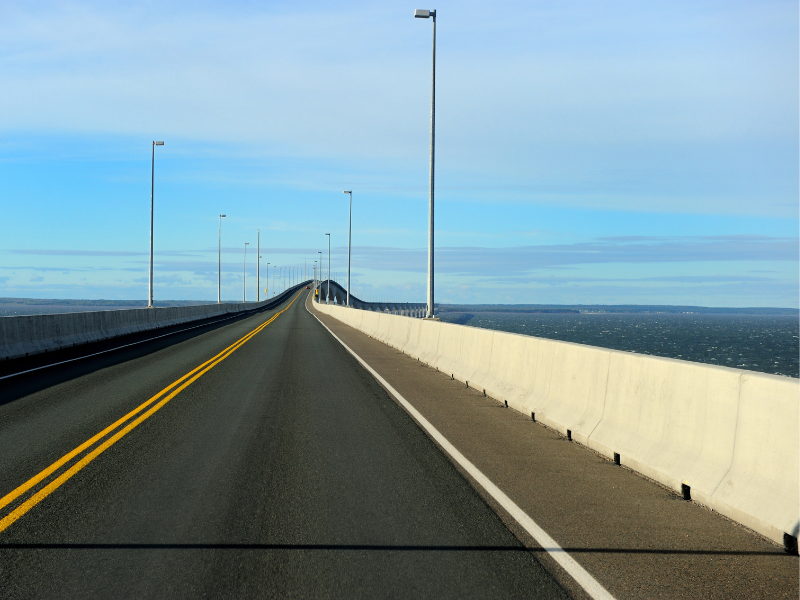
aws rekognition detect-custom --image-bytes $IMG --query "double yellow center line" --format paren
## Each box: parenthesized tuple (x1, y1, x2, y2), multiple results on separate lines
(0, 291, 303, 534)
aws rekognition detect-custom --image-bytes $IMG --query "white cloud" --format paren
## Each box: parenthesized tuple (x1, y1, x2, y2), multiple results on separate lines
(1, 1, 795, 155)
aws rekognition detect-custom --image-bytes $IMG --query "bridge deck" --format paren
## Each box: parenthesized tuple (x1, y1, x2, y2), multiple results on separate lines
(0, 290, 562, 598)
(0, 289, 795, 598)
(310, 293, 798, 599)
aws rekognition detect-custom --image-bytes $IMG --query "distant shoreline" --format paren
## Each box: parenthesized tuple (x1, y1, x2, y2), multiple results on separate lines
(440, 304, 799, 316)
(0, 298, 218, 317)
(1, 297, 796, 318)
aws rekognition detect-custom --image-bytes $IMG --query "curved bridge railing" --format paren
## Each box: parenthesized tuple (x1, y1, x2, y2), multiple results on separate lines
(313, 280, 428, 318)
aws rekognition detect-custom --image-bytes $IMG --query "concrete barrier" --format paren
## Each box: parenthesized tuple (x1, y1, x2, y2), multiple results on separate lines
(315, 301, 800, 547)
(0, 284, 308, 361)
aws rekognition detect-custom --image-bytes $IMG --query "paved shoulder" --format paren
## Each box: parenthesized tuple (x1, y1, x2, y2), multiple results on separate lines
(308, 297, 799, 600)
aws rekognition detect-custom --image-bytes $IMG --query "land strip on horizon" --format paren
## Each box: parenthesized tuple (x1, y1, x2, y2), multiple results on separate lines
(2, 297, 797, 318)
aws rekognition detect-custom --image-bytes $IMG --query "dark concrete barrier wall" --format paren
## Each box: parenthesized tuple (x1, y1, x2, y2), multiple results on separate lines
(0, 282, 311, 361)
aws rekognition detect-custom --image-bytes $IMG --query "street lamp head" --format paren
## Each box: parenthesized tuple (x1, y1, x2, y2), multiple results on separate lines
(414, 9, 433, 18)
(343, 190, 351, 194)
(154, 141, 165, 146)
(220, 214, 226, 218)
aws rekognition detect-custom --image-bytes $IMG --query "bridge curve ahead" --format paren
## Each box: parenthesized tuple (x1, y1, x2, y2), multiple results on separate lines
(316, 279, 427, 316)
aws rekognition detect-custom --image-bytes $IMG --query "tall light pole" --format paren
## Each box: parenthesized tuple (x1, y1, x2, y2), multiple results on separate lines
(266, 262, 270, 299)
(414, 8, 436, 318)
(318, 251, 322, 298)
(148, 140, 165, 308)
(257, 229, 260, 302)
(243, 242, 249, 302)
(218, 214, 226, 303)
(325, 233, 331, 304)
(343, 190, 352, 307)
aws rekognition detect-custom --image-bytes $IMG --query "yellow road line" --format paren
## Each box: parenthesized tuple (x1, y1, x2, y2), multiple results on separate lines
(0, 291, 303, 534)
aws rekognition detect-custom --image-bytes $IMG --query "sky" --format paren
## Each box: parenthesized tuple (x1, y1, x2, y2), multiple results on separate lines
(0, 0, 797, 306)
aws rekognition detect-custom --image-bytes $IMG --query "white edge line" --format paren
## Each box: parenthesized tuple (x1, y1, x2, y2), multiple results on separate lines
(306, 296, 615, 600)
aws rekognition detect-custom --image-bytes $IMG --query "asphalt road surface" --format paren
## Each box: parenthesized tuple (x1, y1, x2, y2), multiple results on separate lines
(0, 291, 569, 598)
(311, 296, 799, 599)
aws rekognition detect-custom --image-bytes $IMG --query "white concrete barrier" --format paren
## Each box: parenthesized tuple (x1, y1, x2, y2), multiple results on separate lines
(315, 301, 800, 547)
(0, 286, 304, 361)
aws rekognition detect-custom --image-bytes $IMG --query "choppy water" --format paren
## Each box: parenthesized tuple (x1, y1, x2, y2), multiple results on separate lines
(438, 312, 799, 378)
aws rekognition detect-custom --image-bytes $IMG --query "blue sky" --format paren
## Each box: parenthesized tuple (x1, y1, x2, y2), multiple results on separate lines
(1, 0, 797, 306)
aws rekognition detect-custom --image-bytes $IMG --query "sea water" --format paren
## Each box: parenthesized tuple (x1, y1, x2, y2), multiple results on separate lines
(438, 312, 799, 378)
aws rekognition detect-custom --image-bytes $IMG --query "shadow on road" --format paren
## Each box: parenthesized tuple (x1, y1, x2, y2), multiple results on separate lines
(0, 543, 788, 556)
(0, 296, 296, 408)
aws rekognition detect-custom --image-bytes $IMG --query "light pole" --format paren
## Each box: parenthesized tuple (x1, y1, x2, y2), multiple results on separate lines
(266, 262, 270, 299)
(218, 214, 226, 303)
(148, 140, 165, 308)
(318, 251, 322, 299)
(414, 8, 436, 318)
(325, 233, 331, 304)
(243, 242, 249, 302)
(343, 191, 352, 307)
(257, 229, 260, 302)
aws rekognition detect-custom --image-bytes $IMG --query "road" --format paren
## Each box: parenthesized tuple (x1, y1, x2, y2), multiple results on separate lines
(312, 296, 799, 599)
(0, 291, 568, 598)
